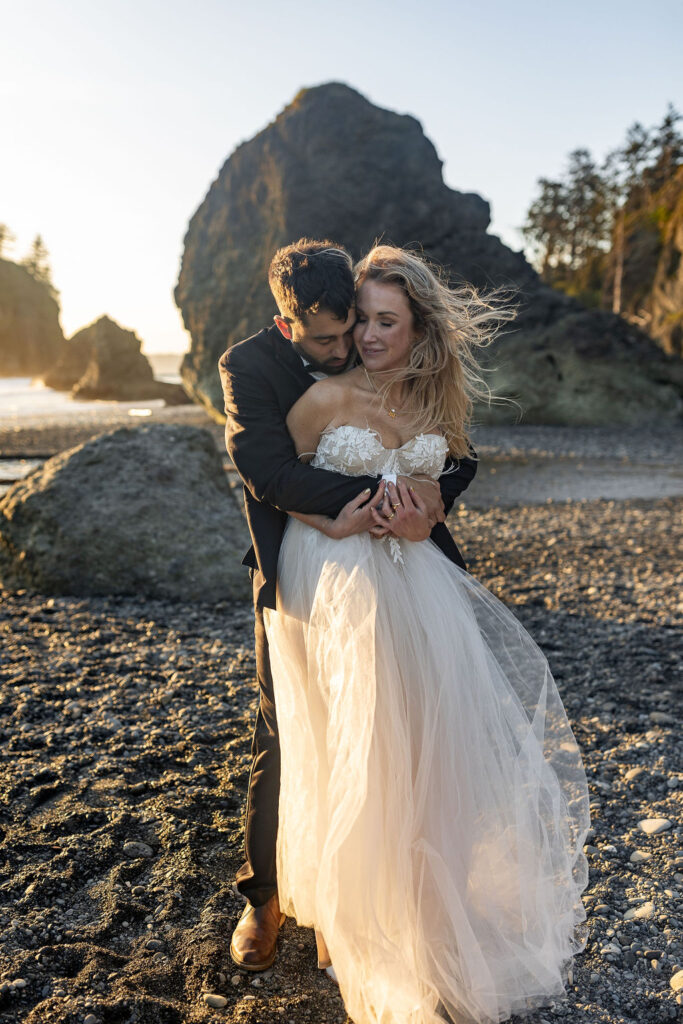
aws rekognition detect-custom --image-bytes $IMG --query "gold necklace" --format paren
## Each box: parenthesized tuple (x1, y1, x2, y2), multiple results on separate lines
(364, 367, 399, 418)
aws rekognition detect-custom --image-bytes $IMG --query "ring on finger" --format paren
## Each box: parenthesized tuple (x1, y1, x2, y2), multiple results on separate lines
(391, 501, 402, 509)
(386, 510, 396, 520)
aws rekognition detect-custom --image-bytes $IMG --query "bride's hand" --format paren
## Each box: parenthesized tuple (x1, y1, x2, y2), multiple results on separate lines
(326, 481, 387, 539)
(371, 481, 433, 542)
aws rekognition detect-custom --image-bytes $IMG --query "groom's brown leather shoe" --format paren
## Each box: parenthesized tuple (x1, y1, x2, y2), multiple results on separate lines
(229, 893, 286, 971)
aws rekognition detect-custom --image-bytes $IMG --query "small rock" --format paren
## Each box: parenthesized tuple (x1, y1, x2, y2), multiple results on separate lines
(145, 939, 164, 951)
(202, 993, 228, 1008)
(625, 767, 646, 782)
(231, 974, 241, 986)
(84, 1016, 98, 1024)
(630, 850, 653, 864)
(132, 886, 146, 897)
(624, 901, 655, 921)
(671, 969, 683, 992)
(122, 841, 154, 858)
(12, 979, 27, 989)
(638, 818, 672, 835)
(649, 711, 676, 725)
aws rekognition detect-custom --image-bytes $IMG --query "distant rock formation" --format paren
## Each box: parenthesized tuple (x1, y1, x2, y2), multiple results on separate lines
(44, 315, 191, 404)
(42, 328, 91, 390)
(610, 165, 683, 357)
(0, 257, 65, 376)
(650, 169, 683, 356)
(175, 82, 682, 426)
(0, 424, 251, 601)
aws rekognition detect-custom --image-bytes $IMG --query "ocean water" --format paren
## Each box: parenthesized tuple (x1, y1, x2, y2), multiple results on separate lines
(0, 353, 183, 421)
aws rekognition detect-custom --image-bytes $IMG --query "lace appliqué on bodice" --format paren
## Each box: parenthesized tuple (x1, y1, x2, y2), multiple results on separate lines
(310, 425, 449, 565)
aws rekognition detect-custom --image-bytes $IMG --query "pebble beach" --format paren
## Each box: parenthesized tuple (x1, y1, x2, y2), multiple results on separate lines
(0, 404, 682, 1024)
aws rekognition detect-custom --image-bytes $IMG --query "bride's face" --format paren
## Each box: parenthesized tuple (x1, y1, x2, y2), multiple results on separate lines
(354, 279, 417, 372)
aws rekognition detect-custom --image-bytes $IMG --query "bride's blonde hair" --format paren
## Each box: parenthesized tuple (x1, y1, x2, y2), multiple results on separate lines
(354, 245, 519, 459)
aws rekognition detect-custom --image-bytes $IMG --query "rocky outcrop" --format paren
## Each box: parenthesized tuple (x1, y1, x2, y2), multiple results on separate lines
(478, 308, 683, 425)
(603, 166, 683, 358)
(0, 424, 251, 601)
(648, 167, 683, 356)
(42, 328, 91, 390)
(44, 315, 191, 404)
(0, 258, 65, 376)
(175, 82, 681, 426)
(72, 315, 184, 402)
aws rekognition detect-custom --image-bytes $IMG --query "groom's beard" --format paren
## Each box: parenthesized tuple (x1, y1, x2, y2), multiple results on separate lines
(292, 343, 359, 376)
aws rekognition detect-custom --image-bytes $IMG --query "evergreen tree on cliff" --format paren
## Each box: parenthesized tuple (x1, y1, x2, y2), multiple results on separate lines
(21, 234, 59, 302)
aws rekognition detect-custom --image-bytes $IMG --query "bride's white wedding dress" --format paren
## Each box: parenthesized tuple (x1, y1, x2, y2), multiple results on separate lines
(263, 425, 590, 1024)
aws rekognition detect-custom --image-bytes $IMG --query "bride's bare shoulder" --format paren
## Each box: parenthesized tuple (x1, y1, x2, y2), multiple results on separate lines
(289, 370, 359, 418)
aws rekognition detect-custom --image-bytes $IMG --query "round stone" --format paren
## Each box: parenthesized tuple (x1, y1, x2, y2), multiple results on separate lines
(623, 901, 655, 921)
(638, 818, 672, 835)
(202, 993, 228, 1008)
(122, 841, 154, 858)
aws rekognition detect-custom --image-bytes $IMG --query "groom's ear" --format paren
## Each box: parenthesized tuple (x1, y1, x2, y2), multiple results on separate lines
(274, 315, 293, 340)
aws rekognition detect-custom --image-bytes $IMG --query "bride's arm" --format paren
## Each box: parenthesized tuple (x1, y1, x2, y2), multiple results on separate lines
(288, 488, 378, 538)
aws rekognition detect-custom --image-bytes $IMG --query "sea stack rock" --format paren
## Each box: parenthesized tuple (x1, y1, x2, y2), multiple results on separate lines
(42, 327, 92, 390)
(175, 82, 682, 426)
(45, 314, 191, 404)
(0, 257, 65, 376)
(70, 315, 159, 400)
(0, 424, 251, 601)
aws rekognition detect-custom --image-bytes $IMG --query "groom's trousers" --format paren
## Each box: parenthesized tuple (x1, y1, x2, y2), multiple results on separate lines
(234, 601, 280, 908)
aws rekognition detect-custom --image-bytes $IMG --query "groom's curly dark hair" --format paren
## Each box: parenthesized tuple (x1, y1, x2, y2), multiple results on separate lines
(268, 238, 354, 324)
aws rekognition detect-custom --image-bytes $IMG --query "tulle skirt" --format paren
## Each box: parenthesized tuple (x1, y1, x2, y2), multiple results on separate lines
(264, 521, 590, 1024)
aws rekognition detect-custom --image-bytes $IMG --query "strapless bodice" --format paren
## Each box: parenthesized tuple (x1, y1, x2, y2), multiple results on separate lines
(311, 424, 448, 480)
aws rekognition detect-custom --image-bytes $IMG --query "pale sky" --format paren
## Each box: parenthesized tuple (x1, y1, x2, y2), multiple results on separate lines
(3, 0, 681, 353)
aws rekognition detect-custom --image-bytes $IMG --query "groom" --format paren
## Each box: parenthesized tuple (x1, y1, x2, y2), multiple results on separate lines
(218, 238, 478, 971)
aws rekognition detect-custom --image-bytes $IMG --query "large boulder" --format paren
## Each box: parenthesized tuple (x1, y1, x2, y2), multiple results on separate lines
(175, 82, 682, 426)
(0, 424, 251, 601)
(0, 257, 65, 376)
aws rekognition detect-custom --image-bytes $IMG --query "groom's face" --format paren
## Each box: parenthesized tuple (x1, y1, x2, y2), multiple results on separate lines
(275, 308, 357, 375)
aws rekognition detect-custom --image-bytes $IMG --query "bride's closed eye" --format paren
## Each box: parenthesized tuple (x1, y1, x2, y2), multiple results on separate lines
(355, 315, 396, 328)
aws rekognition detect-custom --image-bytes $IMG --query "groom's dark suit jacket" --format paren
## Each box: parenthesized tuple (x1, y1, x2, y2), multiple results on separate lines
(218, 324, 478, 610)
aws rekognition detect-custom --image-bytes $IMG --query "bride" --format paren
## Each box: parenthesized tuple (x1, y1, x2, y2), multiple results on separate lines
(263, 245, 590, 1024)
